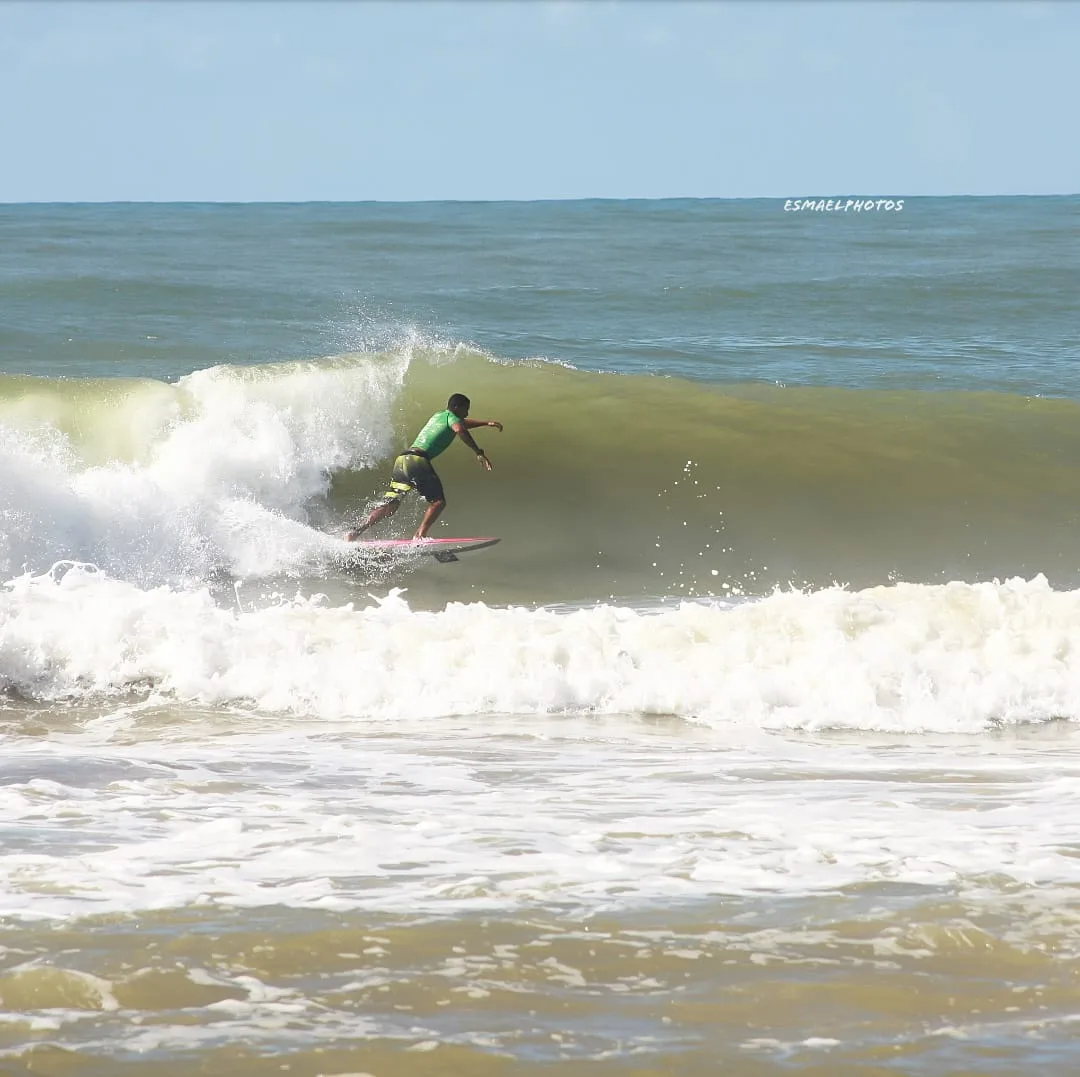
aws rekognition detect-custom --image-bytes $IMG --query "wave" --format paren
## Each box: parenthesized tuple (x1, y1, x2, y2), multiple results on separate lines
(3, 345, 1079, 732)
(1, 345, 1080, 600)
(2, 564, 1078, 733)
(334, 351, 1080, 598)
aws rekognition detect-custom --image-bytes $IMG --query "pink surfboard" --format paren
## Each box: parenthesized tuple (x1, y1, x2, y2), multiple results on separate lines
(347, 536, 500, 563)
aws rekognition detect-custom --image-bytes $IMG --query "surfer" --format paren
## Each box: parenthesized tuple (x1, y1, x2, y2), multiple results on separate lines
(346, 393, 503, 541)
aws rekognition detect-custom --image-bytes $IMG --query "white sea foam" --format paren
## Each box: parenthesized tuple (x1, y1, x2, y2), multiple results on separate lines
(0, 355, 407, 582)
(3, 699, 1080, 923)
(3, 565, 1080, 732)
(3, 571, 1080, 931)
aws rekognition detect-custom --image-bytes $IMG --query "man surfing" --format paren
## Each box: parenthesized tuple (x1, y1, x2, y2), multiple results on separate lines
(346, 393, 503, 541)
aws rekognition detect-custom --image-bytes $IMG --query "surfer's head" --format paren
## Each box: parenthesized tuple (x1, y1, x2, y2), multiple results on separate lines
(448, 393, 471, 418)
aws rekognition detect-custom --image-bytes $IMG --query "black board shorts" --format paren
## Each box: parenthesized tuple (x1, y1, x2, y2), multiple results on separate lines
(381, 451, 445, 504)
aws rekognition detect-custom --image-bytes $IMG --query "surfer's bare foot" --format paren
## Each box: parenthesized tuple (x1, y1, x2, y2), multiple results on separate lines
(345, 529, 362, 542)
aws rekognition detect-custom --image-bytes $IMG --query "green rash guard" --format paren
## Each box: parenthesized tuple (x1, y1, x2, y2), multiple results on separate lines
(411, 409, 461, 460)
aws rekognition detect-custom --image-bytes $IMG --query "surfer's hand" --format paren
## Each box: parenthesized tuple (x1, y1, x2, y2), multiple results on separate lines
(478, 452, 493, 472)
(488, 421, 503, 432)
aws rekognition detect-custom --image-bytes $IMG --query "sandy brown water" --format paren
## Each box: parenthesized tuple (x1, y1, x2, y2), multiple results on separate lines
(5, 894, 1080, 1076)
(4, 710, 1080, 1077)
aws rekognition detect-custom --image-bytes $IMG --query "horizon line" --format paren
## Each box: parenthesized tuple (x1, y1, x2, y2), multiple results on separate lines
(2, 192, 1079, 207)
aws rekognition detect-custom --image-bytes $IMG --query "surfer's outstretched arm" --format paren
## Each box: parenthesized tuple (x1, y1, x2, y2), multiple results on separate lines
(451, 419, 501, 471)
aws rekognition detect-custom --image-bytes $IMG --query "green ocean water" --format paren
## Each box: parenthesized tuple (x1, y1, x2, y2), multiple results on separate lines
(3, 350, 1080, 604)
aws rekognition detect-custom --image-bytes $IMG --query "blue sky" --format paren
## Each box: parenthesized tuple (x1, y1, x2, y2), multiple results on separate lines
(1, 0, 1076, 201)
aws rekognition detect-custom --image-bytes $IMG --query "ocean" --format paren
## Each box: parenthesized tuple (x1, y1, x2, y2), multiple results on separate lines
(1, 197, 1079, 1075)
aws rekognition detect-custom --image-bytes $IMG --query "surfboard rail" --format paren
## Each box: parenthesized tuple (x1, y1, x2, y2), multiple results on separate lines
(346, 536, 500, 563)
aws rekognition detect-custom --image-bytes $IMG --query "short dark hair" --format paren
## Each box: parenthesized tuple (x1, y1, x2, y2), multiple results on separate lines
(447, 393, 470, 412)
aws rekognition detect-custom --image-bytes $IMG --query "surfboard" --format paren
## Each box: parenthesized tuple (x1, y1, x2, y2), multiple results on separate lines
(345, 537, 500, 564)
